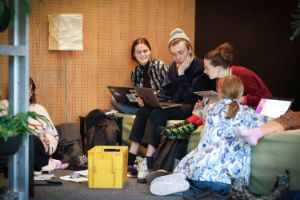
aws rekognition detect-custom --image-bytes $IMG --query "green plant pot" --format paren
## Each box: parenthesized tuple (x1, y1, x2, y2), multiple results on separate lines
(0, 1, 11, 32)
(0, 135, 22, 157)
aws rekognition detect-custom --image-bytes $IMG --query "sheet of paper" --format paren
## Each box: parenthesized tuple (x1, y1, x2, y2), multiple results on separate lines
(60, 175, 88, 182)
(34, 174, 55, 181)
(194, 90, 218, 97)
(75, 169, 88, 177)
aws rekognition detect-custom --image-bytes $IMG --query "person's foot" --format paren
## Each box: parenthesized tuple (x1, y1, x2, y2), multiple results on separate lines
(166, 121, 189, 129)
(150, 173, 189, 196)
(127, 165, 138, 178)
(262, 171, 289, 200)
(233, 127, 262, 145)
(161, 123, 197, 140)
(136, 156, 149, 183)
(146, 169, 170, 184)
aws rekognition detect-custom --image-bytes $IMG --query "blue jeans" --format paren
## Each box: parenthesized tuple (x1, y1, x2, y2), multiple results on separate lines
(186, 179, 231, 195)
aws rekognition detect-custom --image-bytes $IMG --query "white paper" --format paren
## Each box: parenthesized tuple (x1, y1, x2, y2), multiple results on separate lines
(60, 175, 88, 183)
(48, 14, 83, 50)
(74, 169, 88, 177)
(34, 174, 55, 181)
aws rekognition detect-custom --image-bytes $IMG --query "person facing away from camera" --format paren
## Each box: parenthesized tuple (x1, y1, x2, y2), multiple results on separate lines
(150, 75, 271, 196)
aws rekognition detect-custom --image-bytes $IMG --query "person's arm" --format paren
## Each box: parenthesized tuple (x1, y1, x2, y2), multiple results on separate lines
(234, 67, 272, 107)
(152, 59, 169, 91)
(174, 58, 216, 104)
(156, 64, 175, 102)
(29, 104, 59, 155)
(157, 59, 215, 104)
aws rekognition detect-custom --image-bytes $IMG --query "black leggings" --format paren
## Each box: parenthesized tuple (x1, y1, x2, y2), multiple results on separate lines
(33, 136, 50, 171)
(129, 104, 193, 148)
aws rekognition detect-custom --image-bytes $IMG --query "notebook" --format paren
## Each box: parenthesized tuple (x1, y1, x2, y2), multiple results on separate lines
(134, 87, 182, 109)
(255, 97, 293, 118)
(107, 86, 138, 105)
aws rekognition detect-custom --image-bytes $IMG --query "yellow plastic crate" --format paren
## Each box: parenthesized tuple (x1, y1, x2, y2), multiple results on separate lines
(88, 146, 128, 189)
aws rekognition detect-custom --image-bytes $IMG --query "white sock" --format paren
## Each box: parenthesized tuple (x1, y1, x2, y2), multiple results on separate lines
(233, 127, 263, 145)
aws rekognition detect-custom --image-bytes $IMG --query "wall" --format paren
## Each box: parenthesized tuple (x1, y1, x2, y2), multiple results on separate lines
(195, 0, 300, 111)
(0, 0, 195, 125)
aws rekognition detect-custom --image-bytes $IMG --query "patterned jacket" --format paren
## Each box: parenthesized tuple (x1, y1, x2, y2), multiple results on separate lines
(131, 59, 169, 92)
(174, 99, 271, 184)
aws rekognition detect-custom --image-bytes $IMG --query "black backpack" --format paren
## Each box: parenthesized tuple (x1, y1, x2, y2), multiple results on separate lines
(52, 123, 83, 163)
(85, 109, 120, 151)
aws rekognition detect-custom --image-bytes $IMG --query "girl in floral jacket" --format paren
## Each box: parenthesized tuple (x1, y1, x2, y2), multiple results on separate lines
(150, 75, 271, 196)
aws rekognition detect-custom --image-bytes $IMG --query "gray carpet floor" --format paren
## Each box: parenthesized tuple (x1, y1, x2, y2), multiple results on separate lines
(0, 169, 176, 200)
(31, 170, 182, 200)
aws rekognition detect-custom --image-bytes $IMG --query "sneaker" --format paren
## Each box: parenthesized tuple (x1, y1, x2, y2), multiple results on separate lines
(150, 173, 190, 196)
(136, 156, 149, 183)
(161, 123, 196, 140)
(146, 169, 170, 184)
(127, 165, 137, 178)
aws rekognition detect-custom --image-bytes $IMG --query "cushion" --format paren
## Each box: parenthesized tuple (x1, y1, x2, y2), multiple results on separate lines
(117, 113, 300, 195)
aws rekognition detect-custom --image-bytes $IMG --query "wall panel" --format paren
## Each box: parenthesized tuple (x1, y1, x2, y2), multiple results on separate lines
(0, 0, 195, 125)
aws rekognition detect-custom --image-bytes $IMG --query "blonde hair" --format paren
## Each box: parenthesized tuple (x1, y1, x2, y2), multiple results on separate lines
(168, 38, 194, 57)
(217, 75, 244, 119)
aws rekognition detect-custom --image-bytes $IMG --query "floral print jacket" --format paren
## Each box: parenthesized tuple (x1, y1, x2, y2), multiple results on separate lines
(174, 99, 271, 185)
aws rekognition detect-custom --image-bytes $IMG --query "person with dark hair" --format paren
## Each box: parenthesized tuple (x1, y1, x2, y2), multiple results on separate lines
(0, 78, 65, 171)
(127, 28, 215, 182)
(160, 42, 272, 139)
(111, 38, 169, 114)
(150, 75, 271, 196)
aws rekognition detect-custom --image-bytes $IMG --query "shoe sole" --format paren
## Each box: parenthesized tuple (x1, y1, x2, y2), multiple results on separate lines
(150, 179, 190, 196)
(146, 170, 170, 184)
(137, 178, 147, 184)
(127, 173, 137, 178)
(151, 173, 186, 185)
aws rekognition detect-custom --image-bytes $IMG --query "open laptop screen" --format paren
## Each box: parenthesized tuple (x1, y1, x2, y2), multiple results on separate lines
(255, 97, 293, 118)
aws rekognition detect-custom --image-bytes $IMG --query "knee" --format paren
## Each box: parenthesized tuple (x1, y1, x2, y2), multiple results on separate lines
(136, 107, 150, 118)
(149, 108, 163, 118)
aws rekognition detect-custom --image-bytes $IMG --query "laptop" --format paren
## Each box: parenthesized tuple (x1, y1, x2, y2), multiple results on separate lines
(107, 86, 138, 105)
(134, 87, 182, 109)
(255, 97, 293, 118)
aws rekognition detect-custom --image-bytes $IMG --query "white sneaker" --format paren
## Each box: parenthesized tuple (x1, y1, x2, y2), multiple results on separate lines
(150, 173, 190, 196)
(151, 172, 186, 185)
(136, 156, 149, 183)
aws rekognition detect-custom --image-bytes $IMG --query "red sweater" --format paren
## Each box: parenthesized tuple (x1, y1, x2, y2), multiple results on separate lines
(232, 66, 272, 107)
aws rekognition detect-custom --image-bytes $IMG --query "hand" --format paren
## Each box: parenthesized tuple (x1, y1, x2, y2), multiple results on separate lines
(136, 96, 145, 107)
(194, 100, 203, 110)
(177, 56, 192, 75)
(40, 134, 50, 153)
(239, 96, 245, 104)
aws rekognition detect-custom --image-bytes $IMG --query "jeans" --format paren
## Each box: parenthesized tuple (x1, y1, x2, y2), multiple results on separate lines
(186, 179, 231, 194)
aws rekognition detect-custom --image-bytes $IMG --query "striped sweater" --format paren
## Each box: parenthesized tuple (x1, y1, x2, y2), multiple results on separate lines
(131, 59, 169, 92)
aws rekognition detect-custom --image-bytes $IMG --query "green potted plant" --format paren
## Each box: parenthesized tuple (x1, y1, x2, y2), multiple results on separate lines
(290, 0, 300, 40)
(0, 107, 49, 157)
(0, 0, 30, 32)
